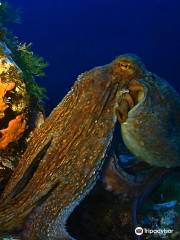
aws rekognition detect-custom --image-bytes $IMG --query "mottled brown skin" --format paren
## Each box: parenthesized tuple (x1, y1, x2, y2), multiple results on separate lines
(121, 72, 180, 167)
(0, 54, 179, 239)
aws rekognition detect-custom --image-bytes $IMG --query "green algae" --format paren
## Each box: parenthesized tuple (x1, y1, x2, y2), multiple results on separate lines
(0, 1, 47, 103)
(9, 41, 48, 102)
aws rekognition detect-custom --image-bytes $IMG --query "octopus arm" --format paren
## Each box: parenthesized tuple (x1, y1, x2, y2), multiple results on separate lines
(0, 67, 119, 238)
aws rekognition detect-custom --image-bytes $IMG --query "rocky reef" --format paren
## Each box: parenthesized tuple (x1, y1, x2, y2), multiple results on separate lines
(0, 2, 179, 240)
(0, 1, 47, 192)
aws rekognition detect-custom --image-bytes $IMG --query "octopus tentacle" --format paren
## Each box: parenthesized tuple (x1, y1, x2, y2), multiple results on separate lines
(0, 66, 120, 238)
(115, 79, 145, 124)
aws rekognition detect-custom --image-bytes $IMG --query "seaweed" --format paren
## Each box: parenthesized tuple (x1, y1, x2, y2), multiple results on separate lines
(9, 41, 48, 101)
(0, 1, 48, 103)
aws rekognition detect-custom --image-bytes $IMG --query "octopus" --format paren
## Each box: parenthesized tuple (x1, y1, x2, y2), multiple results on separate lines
(0, 54, 179, 240)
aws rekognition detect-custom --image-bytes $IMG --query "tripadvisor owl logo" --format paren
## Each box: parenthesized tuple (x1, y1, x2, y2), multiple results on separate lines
(135, 227, 143, 236)
(135, 226, 174, 236)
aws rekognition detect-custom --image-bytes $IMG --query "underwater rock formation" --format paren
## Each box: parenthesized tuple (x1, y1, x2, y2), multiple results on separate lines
(0, 41, 28, 150)
(0, 40, 46, 187)
(0, 1, 47, 194)
(0, 41, 29, 189)
(0, 54, 179, 240)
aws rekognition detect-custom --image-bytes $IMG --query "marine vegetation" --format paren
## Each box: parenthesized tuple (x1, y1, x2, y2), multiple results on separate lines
(0, 1, 47, 102)
(0, 2, 179, 240)
(0, 1, 47, 193)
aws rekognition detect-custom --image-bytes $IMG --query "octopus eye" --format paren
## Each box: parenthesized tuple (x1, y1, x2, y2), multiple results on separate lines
(121, 63, 128, 68)
(119, 62, 132, 70)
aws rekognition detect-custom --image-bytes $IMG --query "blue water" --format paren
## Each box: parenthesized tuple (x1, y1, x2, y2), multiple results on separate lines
(11, 0, 180, 113)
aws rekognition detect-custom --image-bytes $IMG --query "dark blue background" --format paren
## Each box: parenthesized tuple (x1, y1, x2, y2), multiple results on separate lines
(11, 0, 180, 113)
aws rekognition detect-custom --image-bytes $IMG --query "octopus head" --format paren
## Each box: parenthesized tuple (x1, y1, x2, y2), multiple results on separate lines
(111, 54, 146, 84)
(112, 54, 146, 123)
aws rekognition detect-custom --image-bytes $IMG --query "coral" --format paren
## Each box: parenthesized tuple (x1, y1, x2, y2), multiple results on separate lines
(0, 114, 26, 150)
